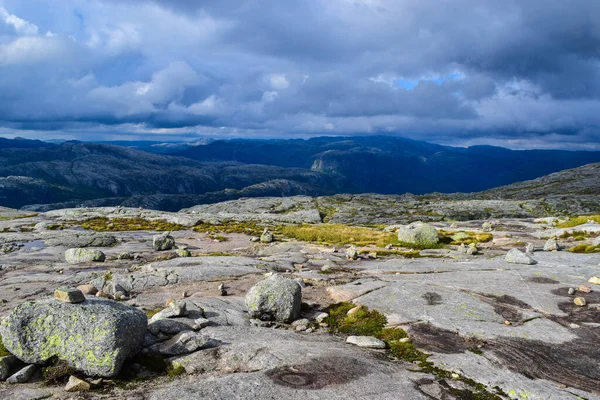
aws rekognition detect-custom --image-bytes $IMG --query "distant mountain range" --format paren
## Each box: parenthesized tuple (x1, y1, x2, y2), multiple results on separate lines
(1, 136, 599, 211)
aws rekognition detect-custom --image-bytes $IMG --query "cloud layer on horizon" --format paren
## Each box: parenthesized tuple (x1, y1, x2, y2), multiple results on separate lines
(0, 0, 599, 149)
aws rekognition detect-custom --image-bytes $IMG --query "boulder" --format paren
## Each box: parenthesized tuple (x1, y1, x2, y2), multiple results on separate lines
(245, 274, 302, 323)
(153, 232, 175, 251)
(525, 243, 535, 254)
(505, 248, 536, 265)
(65, 248, 105, 264)
(543, 238, 561, 251)
(0, 298, 147, 377)
(397, 222, 439, 247)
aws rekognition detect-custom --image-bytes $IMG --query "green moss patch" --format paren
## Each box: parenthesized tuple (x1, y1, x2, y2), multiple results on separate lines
(79, 217, 186, 232)
(325, 303, 503, 399)
(193, 221, 264, 236)
(438, 230, 493, 245)
(569, 244, 600, 253)
(557, 215, 600, 228)
(0, 335, 11, 357)
(277, 224, 398, 247)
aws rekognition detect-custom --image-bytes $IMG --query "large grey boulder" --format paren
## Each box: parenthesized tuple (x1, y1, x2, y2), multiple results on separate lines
(245, 275, 301, 323)
(46, 232, 117, 248)
(65, 248, 105, 264)
(505, 248, 536, 265)
(397, 222, 439, 247)
(0, 298, 147, 377)
(153, 232, 175, 251)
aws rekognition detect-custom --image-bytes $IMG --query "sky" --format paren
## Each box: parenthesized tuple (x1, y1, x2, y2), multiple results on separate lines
(0, 0, 600, 149)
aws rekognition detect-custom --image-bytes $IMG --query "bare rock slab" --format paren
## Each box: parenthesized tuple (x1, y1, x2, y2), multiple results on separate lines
(0, 298, 147, 377)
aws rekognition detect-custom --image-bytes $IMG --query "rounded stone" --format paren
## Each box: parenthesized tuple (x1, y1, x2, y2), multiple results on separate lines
(397, 222, 439, 247)
(245, 274, 302, 323)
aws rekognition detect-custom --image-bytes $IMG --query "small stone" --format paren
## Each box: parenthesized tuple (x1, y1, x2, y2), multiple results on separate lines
(457, 243, 467, 254)
(65, 375, 91, 392)
(250, 236, 260, 243)
(150, 301, 188, 322)
(147, 331, 209, 356)
(385, 244, 393, 250)
(579, 285, 591, 293)
(451, 373, 460, 380)
(466, 243, 478, 255)
(182, 291, 189, 298)
(505, 248, 536, 265)
(346, 336, 386, 349)
(320, 265, 332, 273)
(568, 288, 576, 295)
(291, 318, 310, 328)
(7, 365, 36, 384)
(0, 355, 18, 380)
(345, 246, 359, 260)
(165, 298, 175, 306)
(367, 252, 378, 259)
(569, 323, 580, 329)
(347, 305, 363, 315)
(574, 297, 587, 306)
(481, 222, 493, 232)
(96, 290, 107, 298)
(260, 228, 274, 244)
(399, 338, 410, 343)
(588, 276, 600, 285)
(543, 238, 561, 252)
(90, 378, 103, 387)
(504, 320, 511, 325)
(77, 284, 98, 296)
(55, 288, 86, 304)
(315, 312, 329, 323)
(176, 249, 191, 257)
(153, 232, 175, 251)
(525, 243, 535, 255)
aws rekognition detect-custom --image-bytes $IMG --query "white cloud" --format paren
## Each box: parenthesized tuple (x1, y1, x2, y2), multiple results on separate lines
(0, 6, 38, 35)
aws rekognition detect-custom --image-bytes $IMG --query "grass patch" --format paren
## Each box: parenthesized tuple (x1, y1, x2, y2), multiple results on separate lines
(193, 221, 264, 236)
(569, 244, 600, 254)
(79, 217, 186, 232)
(167, 362, 186, 377)
(439, 230, 493, 245)
(196, 251, 234, 257)
(359, 249, 421, 258)
(144, 308, 162, 319)
(325, 303, 503, 399)
(278, 224, 398, 247)
(557, 215, 600, 228)
(559, 230, 598, 241)
(0, 335, 11, 357)
(0, 213, 38, 221)
(42, 358, 76, 385)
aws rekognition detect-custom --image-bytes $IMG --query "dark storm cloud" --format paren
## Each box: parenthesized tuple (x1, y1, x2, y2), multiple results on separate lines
(0, 0, 599, 148)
